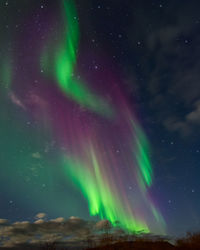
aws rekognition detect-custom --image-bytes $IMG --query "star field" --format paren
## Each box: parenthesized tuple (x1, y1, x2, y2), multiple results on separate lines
(0, 0, 200, 237)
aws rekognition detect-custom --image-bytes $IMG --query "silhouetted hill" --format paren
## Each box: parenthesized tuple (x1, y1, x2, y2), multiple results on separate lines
(86, 240, 175, 250)
(1, 232, 200, 249)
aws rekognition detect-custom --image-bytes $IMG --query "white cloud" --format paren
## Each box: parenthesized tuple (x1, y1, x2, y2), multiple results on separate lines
(32, 152, 42, 159)
(9, 92, 26, 110)
(35, 213, 47, 219)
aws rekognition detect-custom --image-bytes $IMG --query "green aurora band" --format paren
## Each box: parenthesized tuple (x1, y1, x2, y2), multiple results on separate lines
(40, 0, 113, 117)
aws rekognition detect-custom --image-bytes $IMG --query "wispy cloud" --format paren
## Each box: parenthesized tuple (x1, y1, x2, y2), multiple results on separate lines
(9, 92, 26, 110)
(126, 1, 200, 137)
(0, 215, 116, 248)
(164, 100, 200, 136)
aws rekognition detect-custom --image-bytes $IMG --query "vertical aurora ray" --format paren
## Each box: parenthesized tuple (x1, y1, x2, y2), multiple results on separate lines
(132, 121, 165, 226)
(63, 146, 149, 233)
(132, 120, 153, 189)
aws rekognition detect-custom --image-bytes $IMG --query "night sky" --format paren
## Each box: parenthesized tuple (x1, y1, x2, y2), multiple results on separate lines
(0, 0, 200, 239)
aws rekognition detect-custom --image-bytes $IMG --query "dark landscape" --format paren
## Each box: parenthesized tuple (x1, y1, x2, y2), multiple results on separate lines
(1, 232, 200, 250)
(0, 217, 200, 250)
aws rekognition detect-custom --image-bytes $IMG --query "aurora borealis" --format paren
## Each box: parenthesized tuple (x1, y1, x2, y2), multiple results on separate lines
(1, 0, 200, 241)
(39, 0, 164, 233)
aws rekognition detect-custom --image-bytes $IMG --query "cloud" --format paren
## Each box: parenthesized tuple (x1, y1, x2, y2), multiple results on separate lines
(164, 100, 200, 136)
(0, 215, 132, 248)
(35, 212, 47, 219)
(0, 218, 9, 225)
(9, 91, 26, 110)
(164, 117, 190, 137)
(0, 214, 97, 247)
(0, 214, 169, 249)
(29, 93, 48, 109)
(34, 219, 45, 224)
(125, 1, 200, 137)
(186, 101, 200, 124)
(50, 217, 65, 223)
(32, 152, 42, 159)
